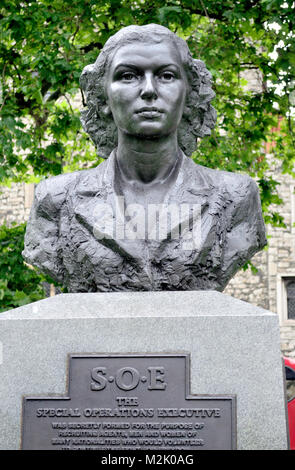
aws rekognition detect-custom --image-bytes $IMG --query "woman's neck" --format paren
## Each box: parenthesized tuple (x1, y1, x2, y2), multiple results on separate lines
(116, 131, 181, 185)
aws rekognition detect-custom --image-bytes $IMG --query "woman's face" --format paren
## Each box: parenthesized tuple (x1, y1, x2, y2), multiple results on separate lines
(105, 40, 188, 139)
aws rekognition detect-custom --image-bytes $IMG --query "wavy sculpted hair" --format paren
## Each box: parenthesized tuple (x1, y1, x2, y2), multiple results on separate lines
(79, 24, 217, 158)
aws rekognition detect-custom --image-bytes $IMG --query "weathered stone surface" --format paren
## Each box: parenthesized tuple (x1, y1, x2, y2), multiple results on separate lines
(0, 183, 32, 225)
(0, 291, 288, 449)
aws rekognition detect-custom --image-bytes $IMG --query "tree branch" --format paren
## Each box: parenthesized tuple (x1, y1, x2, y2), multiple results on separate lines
(185, 0, 263, 22)
(79, 42, 103, 54)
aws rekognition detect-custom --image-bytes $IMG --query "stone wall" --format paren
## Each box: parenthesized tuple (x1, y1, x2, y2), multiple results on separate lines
(225, 164, 295, 358)
(0, 183, 34, 225)
(224, 250, 269, 310)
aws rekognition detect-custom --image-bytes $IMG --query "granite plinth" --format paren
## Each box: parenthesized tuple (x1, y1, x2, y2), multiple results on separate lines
(0, 291, 288, 449)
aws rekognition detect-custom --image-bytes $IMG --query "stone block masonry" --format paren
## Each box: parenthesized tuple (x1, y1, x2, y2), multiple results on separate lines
(0, 183, 34, 225)
(225, 163, 295, 359)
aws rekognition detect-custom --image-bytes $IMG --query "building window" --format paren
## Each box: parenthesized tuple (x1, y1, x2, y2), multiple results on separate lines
(277, 275, 295, 323)
(286, 280, 295, 320)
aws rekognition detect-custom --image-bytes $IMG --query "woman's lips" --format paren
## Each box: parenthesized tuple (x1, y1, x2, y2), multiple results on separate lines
(136, 108, 163, 118)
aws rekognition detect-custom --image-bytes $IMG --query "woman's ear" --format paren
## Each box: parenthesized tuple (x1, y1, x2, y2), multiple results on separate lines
(182, 105, 190, 119)
(102, 104, 112, 116)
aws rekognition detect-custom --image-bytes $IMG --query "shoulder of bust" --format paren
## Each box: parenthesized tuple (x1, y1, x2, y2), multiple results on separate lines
(184, 158, 258, 198)
(35, 172, 79, 211)
(34, 162, 109, 213)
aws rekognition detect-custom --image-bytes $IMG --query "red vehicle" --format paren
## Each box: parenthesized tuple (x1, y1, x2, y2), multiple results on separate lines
(285, 356, 295, 450)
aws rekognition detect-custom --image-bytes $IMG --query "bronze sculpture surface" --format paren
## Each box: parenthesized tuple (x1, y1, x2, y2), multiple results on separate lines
(23, 24, 266, 292)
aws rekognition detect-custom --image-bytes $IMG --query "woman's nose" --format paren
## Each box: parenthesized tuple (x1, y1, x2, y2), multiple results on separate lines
(140, 73, 158, 100)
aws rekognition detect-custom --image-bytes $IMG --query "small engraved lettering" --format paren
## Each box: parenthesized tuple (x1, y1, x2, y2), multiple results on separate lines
(91, 367, 107, 391)
(148, 367, 167, 390)
(115, 367, 140, 391)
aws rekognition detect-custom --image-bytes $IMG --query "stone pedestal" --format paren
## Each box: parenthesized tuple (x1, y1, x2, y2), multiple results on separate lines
(0, 291, 289, 449)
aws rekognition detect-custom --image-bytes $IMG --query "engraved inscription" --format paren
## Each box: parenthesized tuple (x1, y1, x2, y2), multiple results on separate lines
(21, 355, 236, 450)
(90, 366, 167, 391)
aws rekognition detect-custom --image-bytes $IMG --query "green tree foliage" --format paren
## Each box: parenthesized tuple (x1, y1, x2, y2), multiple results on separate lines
(1, 0, 294, 225)
(0, 223, 55, 311)
(0, 1, 294, 312)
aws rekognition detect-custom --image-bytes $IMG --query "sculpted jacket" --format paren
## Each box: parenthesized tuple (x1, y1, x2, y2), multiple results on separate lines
(23, 151, 267, 292)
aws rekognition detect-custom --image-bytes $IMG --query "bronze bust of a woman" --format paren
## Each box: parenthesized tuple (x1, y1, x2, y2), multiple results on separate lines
(23, 24, 266, 292)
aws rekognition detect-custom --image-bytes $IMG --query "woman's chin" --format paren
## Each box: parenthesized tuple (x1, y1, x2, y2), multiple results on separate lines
(124, 126, 174, 140)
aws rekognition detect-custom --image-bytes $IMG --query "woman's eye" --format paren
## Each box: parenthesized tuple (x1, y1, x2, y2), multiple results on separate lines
(121, 72, 137, 81)
(159, 72, 175, 81)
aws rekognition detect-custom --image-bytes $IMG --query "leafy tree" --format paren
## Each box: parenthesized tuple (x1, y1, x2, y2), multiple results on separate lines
(1, 0, 294, 225)
(0, 1, 294, 311)
(0, 223, 55, 311)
